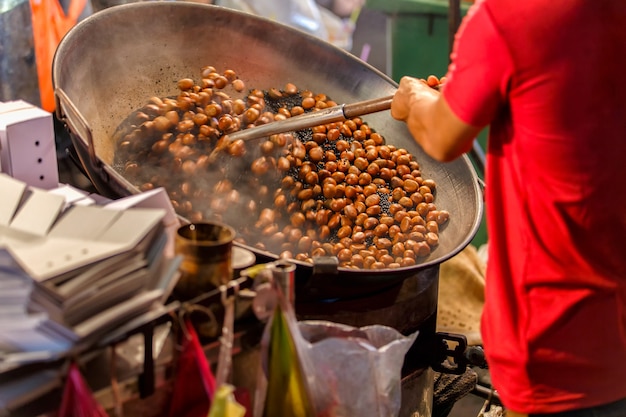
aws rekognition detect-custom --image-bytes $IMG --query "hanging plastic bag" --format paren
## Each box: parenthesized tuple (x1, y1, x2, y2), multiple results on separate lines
(208, 384, 247, 417)
(298, 321, 418, 417)
(168, 317, 217, 417)
(253, 280, 317, 417)
(58, 362, 109, 417)
(253, 276, 418, 417)
(28, 0, 87, 111)
(208, 284, 251, 417)
(259, 303, 315, 417)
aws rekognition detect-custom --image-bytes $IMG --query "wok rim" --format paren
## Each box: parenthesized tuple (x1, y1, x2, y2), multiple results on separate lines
(53, 1, 485, 285)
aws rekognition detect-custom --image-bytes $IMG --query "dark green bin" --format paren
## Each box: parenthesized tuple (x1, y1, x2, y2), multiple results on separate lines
(365, 0, 471, 81)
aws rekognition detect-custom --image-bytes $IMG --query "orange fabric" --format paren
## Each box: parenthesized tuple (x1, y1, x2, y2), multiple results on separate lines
(29, 0, 86, 112)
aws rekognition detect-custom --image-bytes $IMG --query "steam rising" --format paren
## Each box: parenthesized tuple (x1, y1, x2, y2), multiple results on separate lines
(112, 66, 450, 269)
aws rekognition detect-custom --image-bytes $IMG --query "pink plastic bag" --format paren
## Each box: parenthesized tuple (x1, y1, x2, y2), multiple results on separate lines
(168, 318, 217, 417)
(58, 362, 109, 417)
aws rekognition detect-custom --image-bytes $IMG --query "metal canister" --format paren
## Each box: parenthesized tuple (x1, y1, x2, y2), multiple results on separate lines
(174, 221, 235, 300)
(271, 260, 296, 306)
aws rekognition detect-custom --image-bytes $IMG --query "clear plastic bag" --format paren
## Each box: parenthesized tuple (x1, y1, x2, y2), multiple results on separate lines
(298, 321, 418, 417)
(253, 279, 418, 417)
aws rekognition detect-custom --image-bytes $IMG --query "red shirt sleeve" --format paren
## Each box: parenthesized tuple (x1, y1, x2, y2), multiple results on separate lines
(442, 0, 514, 128)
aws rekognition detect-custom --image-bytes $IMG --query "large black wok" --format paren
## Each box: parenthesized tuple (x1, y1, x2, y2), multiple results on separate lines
(52, 2, 483, 300)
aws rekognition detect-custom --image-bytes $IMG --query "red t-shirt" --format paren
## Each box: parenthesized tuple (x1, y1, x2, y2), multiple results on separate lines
(442, 0, 626, 413)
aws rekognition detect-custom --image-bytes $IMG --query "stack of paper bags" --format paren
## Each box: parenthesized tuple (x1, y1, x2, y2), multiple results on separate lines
(0, 173, 181, 365)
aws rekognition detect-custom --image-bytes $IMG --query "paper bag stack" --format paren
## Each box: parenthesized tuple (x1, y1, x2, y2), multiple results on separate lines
(0, 173, 180, 366)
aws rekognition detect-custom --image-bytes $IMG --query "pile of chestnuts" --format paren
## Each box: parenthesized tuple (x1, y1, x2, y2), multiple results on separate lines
(113, 66, 450, 270)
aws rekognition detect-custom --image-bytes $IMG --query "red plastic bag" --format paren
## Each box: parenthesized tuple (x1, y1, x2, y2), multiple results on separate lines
(168, 318, 217, 417)
(58, 362, 109, 417)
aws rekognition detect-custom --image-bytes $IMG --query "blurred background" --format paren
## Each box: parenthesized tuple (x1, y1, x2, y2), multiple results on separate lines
(0, 0, 476, 107)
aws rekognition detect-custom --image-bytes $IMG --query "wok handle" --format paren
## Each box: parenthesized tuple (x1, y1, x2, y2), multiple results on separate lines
(54, 87, 99, 169)
(343, 95, 393, 119)
(224, 95, 394, 144)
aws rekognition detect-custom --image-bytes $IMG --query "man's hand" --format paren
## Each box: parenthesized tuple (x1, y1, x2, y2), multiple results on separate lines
(391, 76, 440, 126)
(391, 75, 481, 162)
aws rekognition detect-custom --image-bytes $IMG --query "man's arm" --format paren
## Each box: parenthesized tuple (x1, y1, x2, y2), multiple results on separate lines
(391, 76, 482, 162)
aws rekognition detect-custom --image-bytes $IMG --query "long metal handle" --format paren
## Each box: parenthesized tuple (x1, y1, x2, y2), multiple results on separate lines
(343, 95, 393, 119)
(224, 95, 394, 143)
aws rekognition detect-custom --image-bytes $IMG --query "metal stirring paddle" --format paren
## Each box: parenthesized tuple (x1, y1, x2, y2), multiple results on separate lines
(208, 95, 393, 161)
